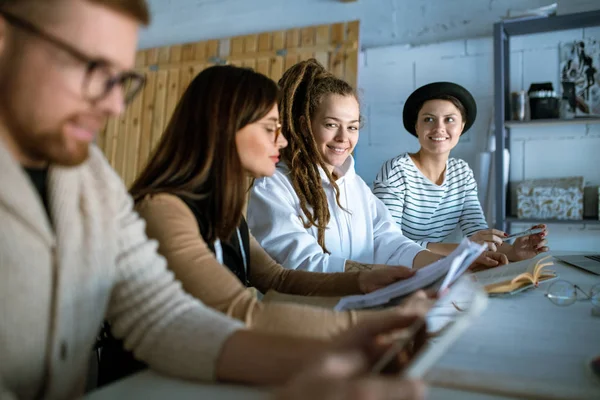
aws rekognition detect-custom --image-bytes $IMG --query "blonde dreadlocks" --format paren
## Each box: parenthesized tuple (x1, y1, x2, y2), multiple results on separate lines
(278, 58, 358, 253)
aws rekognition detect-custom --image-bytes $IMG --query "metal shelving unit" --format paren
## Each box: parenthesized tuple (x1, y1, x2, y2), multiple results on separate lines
(493, 9, 600, 231)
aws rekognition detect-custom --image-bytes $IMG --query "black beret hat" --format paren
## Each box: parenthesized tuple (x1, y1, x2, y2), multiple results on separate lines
(402, 82, 477, 137)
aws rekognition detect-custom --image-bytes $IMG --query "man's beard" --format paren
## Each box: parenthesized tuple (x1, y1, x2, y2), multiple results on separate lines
(19, 130, 91, 167)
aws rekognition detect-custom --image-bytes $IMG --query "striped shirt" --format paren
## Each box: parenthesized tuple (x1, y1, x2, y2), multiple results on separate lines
(373, 153, 488, 247)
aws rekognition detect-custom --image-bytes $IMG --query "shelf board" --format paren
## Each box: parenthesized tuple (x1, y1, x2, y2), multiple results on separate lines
(500, 10, 600, 36)
(506, 216, 600, 225)
(505, 118, 600, 128)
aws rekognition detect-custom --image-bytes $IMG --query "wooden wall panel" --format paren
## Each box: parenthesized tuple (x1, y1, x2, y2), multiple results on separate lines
(99, 21, 360, 183)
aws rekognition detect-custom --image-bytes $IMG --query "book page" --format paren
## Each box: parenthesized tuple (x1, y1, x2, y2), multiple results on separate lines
(334, 238, 486, 311)
(472, 255, 556, 293)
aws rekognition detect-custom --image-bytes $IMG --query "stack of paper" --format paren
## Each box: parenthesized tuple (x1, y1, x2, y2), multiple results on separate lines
(333, 238, 487, 311)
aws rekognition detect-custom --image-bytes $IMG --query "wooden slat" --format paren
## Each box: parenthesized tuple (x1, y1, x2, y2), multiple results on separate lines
(299, 27, 316, 62)
(345, 20, 359, 87)
(158, 46, 170, 63)
(150, 70, 168, 152)
(258, 33, 271, 51)
(271, 31, 286, 81)
(105, 117, 119, 167)
(169, 45, 182, 63)
(95, 122, 106, 152)
(242, 59, 257, 70)
(243, 34, 258, 69)
(137, 71, 157, 173)
(230, 36, 244, 56)
(256, 58, 270, 76)
(145, 48, 159, 67)
(301, 27, 315, 47)
(314, 24, 331, 67)
(194, 42, 206, 61)
(113, 112, 129, 178)
(181, 43, 195, 62)
(256, 33, 272, 77)
(330, 23, 345, 78)
(207, 40, 219, 58)
(164, 47, 182, 126)
(165, 69, 180, 126)
(284, 28, 300, 73)
(124, 86, 143, 186)
(245, 34, 258, 53)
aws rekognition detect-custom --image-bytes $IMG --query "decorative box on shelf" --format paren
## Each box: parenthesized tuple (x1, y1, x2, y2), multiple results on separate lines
(516, 176, 584, 220)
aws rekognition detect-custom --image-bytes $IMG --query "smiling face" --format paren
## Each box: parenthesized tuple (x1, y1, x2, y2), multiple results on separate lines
(311, 94, 360, 173)
(236, 104, 288, 178)
(0, 0, 141, 167)
(414, 99, 465, 156)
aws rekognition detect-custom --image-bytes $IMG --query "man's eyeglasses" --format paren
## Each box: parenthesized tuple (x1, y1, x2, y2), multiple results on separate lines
(0, 10, 145, 105)
(545, 280, 600, 308)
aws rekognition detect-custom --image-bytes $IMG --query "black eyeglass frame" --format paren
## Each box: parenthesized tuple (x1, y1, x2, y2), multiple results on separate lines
(0, 9, 146, 105)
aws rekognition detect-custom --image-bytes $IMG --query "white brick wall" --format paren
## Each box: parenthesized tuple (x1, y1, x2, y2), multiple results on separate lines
(357, 29, 600, 252)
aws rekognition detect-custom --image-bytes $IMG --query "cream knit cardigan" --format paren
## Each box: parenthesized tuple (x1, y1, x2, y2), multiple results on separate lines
(0, 141, 243, 400)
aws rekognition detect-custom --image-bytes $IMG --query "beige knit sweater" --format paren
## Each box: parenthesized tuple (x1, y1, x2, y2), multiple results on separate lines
(0, 141, 244, 400)
(136, 194, 394, 339)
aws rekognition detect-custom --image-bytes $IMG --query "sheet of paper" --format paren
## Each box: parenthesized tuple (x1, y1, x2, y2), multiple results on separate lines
(333, 238, 487, 311)
(471, 258, 534, 286)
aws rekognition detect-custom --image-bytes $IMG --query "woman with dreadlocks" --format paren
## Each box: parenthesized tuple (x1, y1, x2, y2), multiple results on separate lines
(248, 59, 507, 273)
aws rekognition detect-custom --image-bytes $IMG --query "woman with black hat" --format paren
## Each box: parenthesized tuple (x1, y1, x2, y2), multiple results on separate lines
(373, 82, 548, 262)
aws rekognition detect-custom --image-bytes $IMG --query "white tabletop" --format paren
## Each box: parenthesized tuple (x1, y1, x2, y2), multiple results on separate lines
(428, 256, 600, 399)
(86, 255, 600, 400)
(86, 370, 523, 400)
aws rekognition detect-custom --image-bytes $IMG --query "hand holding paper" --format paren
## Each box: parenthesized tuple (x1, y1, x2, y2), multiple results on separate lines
(334, 238, 487, 311)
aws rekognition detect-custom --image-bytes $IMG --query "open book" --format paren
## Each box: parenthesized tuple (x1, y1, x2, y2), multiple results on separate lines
(472, 255, 556, 295)
(333, 238, 486, 311)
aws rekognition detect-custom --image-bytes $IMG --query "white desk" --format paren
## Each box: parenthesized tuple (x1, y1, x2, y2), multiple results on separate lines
(87, 255, 600, 400)
(428, 256, 600, 399)
(86, 370, 523, 400)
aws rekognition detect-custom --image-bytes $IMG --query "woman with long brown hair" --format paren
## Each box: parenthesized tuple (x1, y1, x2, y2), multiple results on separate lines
(129, 65, 423, 340)
(247, 59, 507, 273)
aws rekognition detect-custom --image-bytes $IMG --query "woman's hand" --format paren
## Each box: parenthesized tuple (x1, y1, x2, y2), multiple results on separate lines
(469, 229, 507, 252)
(358, 266, 415, 293)
(509, 224, 549, 261)
(469, 251, 509, 272)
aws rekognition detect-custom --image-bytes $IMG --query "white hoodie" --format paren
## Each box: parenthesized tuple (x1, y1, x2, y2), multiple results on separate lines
(247, 156, 425, 273)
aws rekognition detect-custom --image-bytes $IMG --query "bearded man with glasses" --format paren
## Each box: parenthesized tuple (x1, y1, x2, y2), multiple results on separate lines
(0, 1, 428, 400)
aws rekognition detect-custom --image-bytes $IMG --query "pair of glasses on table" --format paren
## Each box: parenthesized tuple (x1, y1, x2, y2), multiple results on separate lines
(545, 280, 600, 308)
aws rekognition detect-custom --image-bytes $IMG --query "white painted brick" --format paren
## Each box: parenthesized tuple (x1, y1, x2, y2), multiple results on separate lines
(466, 37, 493, 55)
(365, 40, 466, 68)
(415, 54, 493, 97)
(583, 26, 600, 40)
(355, 141, 419, 187)
(359, 61, 415, 106)
(509, 140, 525, 182)
(510, 51, 524, 91)
(510, 124, 587, 141)
(364, 102, 409, 146)
(510, 29, 583, 52)
(522, 48, 560, 93)
(523, 137, 600, 184)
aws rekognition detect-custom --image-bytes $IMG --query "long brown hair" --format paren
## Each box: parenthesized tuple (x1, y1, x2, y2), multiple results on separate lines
(130, 65, 279, 242)
(278, 58, 358, 253)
